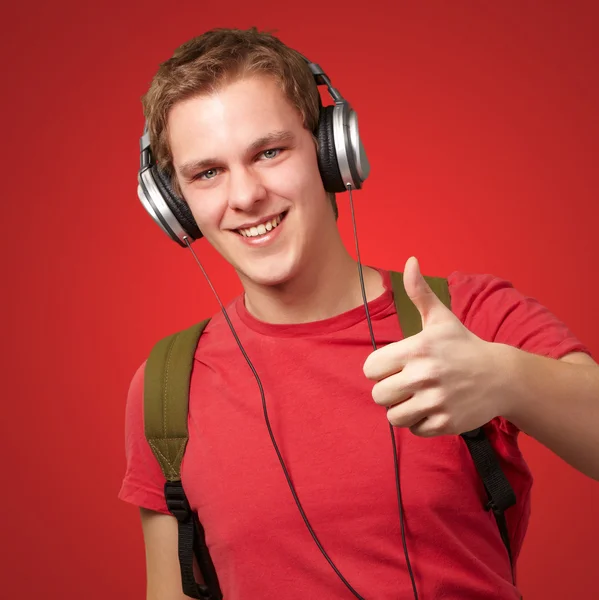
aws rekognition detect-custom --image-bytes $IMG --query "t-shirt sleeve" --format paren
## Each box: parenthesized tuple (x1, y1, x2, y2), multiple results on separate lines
(118, 361, 170, 514)
(448, 271, 593, 360)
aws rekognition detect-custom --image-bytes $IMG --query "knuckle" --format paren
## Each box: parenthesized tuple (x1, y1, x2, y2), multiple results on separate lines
(387, 410, 400, 427)
(427, 389, 447, 410)
(435, 413, 453, 435)
(363, 358, 375, 379)
(387, 407, 408, 428)
(371, 381, 389, 405)
(419, 360, 443, 385)
(415, 335, 431, 358)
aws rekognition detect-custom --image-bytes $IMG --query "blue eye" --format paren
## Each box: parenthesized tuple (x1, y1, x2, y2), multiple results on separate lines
(262, 148, 281, 159)
(198, 168, 219, 180)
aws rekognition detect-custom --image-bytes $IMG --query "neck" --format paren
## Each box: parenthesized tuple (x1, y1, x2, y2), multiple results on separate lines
(239, 237, 385, 325)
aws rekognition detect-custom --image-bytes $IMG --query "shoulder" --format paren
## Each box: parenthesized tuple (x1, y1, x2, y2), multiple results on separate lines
(446, 270, 591, 359)
(126, 316, 216, 413)
(446, 270, 518, 324)
(445, 269, 545, 330)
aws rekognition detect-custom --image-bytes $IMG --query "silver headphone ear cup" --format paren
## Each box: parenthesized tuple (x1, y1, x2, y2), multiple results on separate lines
(137, 166, 202, 246)
(331, 103, 370, 190)
(152, 166, 203, 241)
(347, 109, 370, 185)
(138, 168, 188, 246)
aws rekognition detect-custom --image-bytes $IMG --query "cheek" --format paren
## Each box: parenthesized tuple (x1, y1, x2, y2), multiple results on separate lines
(186, 191, 227, 234)
(266, 152, 323, 198)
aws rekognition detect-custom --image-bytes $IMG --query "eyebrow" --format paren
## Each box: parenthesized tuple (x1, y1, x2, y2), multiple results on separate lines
(177, 130, 296, 179)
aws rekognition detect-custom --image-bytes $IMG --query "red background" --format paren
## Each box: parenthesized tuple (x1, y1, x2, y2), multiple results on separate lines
(2, 1, 598, 598)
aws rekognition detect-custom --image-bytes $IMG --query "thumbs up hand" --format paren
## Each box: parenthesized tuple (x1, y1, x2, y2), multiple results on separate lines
(363, 257, 507, 437)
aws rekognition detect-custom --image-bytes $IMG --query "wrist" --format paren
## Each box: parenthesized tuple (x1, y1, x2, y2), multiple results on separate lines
(487, 341, 524, 421)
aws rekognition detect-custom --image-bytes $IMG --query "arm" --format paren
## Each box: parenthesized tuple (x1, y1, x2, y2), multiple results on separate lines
(120, 365, 209, 598)
(140, 508, 201, 600)
(498, 349, 599, 481)
(447, 266, 599, 479)
(119, 364, 196, 599)
(364, 259, 599, 481)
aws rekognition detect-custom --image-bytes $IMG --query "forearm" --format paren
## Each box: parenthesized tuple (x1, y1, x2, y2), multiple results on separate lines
(497, 345, 599, 481)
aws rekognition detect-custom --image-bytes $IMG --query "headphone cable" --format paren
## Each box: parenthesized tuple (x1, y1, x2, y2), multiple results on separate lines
(183, 185, 419, 600)
(185, 236, 367, 598)
(347, 184, 419, 600)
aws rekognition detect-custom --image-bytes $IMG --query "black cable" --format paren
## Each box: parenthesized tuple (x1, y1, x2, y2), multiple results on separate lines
(183, 183, 420, 600)
(184, 237, 366, 599)
(347, 185, 419, 600)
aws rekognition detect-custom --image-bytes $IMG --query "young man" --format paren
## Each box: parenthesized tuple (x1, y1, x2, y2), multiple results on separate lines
(120, 27, 599, 600)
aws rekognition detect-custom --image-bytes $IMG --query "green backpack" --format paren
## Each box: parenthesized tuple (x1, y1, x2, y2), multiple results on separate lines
(143, 271, 517, 599)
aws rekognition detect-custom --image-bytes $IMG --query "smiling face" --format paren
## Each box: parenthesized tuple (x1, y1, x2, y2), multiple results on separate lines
(168, 74, 338, 289)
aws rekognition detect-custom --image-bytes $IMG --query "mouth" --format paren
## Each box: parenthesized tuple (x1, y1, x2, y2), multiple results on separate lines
(236, 211, 288, 238)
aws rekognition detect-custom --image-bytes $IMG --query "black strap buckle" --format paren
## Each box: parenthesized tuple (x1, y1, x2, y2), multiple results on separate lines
(164, 480, 192, 522)
(485, 499, 502, 514)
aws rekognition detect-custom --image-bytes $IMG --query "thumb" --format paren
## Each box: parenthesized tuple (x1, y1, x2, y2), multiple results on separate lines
(403, 256, 452, 325)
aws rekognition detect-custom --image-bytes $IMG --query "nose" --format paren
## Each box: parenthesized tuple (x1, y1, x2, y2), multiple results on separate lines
(227, 166, 267, 212)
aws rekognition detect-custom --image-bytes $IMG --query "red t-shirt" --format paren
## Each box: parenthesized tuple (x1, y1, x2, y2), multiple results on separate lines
(119, 269, 590, 599)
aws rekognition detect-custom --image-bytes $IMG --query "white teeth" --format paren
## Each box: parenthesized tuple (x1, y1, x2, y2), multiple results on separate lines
(239, 213, 285, 238)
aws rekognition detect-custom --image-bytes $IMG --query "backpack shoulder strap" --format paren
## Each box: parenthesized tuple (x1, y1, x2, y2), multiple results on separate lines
(388, 270, 451, 337)
(144, 318, 211, 481)
(388, 270, 518, 582)
(144, 318, 222, 600)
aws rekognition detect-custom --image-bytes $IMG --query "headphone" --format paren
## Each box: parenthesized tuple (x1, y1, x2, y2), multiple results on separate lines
(136, 55, 371, 247)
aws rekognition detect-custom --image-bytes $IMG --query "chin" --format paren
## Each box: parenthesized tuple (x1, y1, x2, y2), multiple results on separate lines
(235, 255, 301, 289)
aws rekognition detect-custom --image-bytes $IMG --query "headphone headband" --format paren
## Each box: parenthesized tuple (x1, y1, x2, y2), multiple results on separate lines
(139, 57, 345, 166)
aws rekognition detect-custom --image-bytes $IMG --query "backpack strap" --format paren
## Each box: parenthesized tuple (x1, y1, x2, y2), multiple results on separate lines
(144, 318, 223, 600)
(388, 270, 518, 581)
